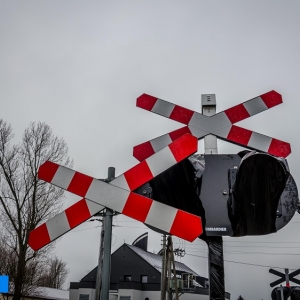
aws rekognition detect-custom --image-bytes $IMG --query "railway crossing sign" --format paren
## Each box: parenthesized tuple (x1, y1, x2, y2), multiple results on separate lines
(270, 268, 300, 287)
(28, 90, 295, 250)
(28, 134, 202, 250)
(133, 91, 291, 161)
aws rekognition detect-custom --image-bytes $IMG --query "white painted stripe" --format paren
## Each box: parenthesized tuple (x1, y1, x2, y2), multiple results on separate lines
(146, 146, 176, 177)
(85, 179, 129, 212)
(51, 166, 75, 190)
(211, 111, 233, 127)
(86, 199, 104, 215)
(243, 96, 268, 116)
(151, 99, 175, 118)
(150, 134, 172, 153)
(111, 174, 130, 190)
(145, 201, 177, 233)
(211, 124, 232, 139)
(188, 112, 208, 128)
(248, 132, 272, 152)
(46, 211, 70, 241)
(188, 126, 208, 139)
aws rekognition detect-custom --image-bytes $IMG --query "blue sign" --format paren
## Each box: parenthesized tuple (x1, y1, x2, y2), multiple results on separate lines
(0, 276, 9, 293)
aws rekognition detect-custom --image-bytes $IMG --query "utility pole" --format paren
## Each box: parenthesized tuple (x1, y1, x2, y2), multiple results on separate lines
(95, 167, 115, 300)
(161, 234, 167, 300)
(169, 237, 179, 300)
(94, 217, 104, 300)
(202, 94, 225, 300)
(167, 239, 172, 300)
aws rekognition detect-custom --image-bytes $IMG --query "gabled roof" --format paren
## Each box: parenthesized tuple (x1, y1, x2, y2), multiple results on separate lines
(79, 243, 205, 285)
(127, 244, 199, 276)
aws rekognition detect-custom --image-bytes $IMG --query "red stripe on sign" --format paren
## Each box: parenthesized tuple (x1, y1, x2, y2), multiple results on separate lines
(170, 210, 203, 242)
(169, 126, 192, 141)
(268, 139, 291, 158)
(65, 199, 92, 228)
(28, 223, 51, 251)
(169, 134, 198, 162)
(133, 141, 155, 162)
(227, 125, 252, 146)
(124, 161, 153, 191)
(67, 172, 94, 197)
(225, 104, 250, 124)
(260, 90, 282, 108)
(169, 105, 194, 125)
(122, 193, 153, 222)
(136, 94, 158, 111)
(38, 161, 59, 183)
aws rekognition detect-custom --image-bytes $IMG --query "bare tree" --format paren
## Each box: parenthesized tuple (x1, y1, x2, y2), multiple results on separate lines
(0, 121, 72, 300)
(37, 257, 69, 289)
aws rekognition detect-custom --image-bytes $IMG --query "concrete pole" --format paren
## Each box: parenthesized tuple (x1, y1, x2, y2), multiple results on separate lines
(93, 167, 115, 300)
(167, 238, 172, 300)
(169, 237, 179, 300)
(160, 234, 167, 300)
(202, 94, 225, 300)
(100, 208, 113, 300)
(201, 94, 217, 155)
(94, 218, 104, 300)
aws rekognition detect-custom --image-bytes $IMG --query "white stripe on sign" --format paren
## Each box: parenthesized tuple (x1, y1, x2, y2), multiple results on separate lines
(150, 133, 172, 153)
(146, 146, 176, 177)
(188, 112, 208, 128)
(110, 175, 129, 191)
(85, 178, 129, 212)
(243, 96, 268, 116)
(210, 112, 233, 127)
(86, 200, 104, 215)
(51, 166, 75, 190)
(152, 99, 175, 117)
(145, 201, 177, 233)
(46, 211, 70, 241)
(248, 132, 272, 152)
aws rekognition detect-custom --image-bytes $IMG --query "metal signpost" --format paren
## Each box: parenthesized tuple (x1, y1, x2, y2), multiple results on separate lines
(94, 167, 115, 300)
(201, 94, 225, 300)
(27, 90, 297, 300)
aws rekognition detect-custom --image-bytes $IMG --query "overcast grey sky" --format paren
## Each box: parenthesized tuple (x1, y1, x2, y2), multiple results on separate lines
(2, 1, 300, 299)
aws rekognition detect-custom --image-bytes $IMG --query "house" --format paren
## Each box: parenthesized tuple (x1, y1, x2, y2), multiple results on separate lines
(69, 233, 230, 300)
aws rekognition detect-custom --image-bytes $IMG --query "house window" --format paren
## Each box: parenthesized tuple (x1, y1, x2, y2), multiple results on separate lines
(124, 275, 131, 281)
(79, 294, 89, 300)
(141, 275, 148, 283)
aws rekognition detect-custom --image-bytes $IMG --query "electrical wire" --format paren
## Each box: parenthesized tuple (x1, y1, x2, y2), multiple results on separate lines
(185, 253, 299, 270)
(180, 244, 300, 249)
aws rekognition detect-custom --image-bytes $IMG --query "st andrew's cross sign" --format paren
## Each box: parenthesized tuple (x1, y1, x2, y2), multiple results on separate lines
(28, 134, 202, 250)
(270, 268, 300, 287)
(28, 91, 292, 250)
(133, 90, 290, 162)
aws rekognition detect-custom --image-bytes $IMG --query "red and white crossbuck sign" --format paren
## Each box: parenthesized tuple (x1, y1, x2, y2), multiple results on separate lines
(133, 90, 290, 161)
(28, 90, 290, 251)
(29, 134, 202, 250)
